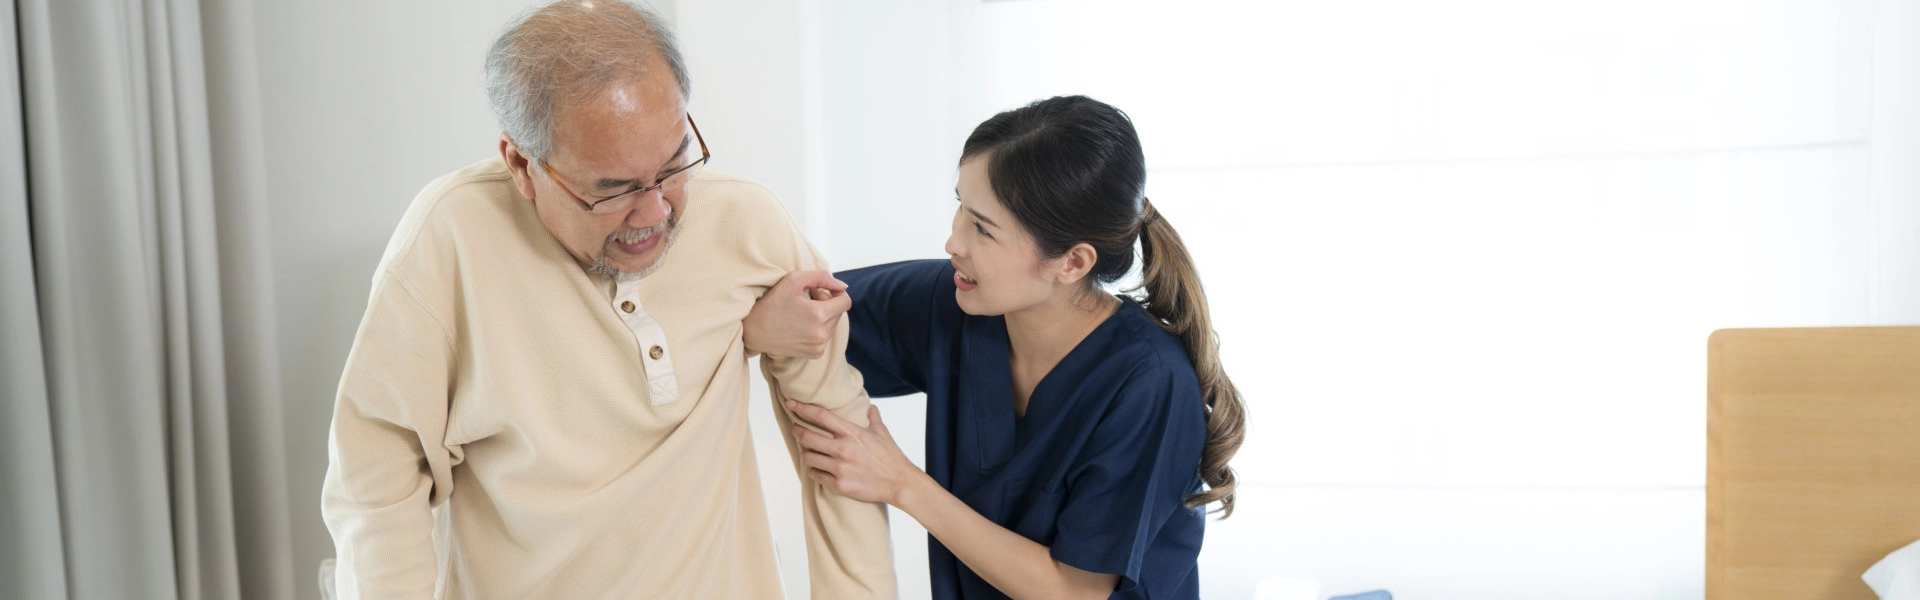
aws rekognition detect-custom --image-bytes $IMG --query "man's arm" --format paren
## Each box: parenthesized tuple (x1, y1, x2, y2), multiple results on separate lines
(744, 218, 898, 599)
(321, 272, 457, 599)
(761, 354, 899, 599)
(758, 270, 900, 598)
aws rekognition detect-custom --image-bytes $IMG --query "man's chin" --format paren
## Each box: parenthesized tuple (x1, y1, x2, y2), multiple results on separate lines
(589, 245, 668, 281)
(589, 223, 678, 281)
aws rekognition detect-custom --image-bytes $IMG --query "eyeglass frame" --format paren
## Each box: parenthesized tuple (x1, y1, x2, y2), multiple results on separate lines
(537, 114, 711, 214)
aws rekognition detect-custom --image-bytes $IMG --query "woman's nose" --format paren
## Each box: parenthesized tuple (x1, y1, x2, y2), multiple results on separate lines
(943, 228, 962, 257)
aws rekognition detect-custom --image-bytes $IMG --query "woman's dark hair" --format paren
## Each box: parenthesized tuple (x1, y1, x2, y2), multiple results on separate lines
(961, 95, 1247, 516)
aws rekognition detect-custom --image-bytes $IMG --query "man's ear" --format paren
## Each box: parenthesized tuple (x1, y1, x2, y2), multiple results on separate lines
(1054, 242, 1099, 286)
(500, 134, 538, 202)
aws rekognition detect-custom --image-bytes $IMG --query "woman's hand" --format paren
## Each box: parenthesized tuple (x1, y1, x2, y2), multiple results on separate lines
(790, 403, 1121, 600)
(743, 271, 849, 359)
(787, 400, 923, 506)
(789, 403, 1120, 599)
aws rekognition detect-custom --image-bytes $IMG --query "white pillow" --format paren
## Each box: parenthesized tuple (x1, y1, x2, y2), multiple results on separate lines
(1865, 539, 1920, 600)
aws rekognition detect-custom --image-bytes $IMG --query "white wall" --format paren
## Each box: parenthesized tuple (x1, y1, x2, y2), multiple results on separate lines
(1872, 0, 1920, 322)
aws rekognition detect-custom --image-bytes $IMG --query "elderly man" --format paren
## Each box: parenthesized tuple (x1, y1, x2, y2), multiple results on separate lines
(319, 1, 895, 598)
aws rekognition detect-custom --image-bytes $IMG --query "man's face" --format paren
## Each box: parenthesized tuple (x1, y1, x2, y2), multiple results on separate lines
(507, 76, 694, 280)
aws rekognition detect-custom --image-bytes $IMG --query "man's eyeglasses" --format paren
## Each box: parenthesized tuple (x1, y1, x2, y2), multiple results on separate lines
(539, 114, 710, 214)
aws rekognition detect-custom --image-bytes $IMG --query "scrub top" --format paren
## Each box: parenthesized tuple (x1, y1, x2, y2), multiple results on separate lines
(838, 259, 1209, 600)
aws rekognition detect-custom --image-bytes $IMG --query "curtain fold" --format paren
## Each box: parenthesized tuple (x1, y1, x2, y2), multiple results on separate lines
(4, 0, 295, 597)
(0, 0, 70, 597)
(199, 0, 299, 594)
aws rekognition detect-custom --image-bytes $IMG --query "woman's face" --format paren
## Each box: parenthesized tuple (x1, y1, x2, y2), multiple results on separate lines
(944, 157, 1058, 316)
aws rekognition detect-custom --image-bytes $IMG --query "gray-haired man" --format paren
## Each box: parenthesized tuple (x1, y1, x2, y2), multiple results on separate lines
(320, 2, 895, 597)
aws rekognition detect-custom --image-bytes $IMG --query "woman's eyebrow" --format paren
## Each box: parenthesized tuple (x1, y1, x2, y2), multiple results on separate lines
(966, 207, 999, 229)
(955, 187, 1000, 228)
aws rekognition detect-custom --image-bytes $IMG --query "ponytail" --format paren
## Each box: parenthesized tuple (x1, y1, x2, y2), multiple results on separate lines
(1137, 199, 1247, 517)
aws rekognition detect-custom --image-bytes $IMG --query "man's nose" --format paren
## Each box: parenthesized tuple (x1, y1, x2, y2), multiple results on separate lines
(625, 189, 670, 228)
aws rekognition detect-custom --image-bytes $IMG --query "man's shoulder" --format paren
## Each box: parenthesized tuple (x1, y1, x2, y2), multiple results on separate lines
(685, 169, 788, 221)
(376, 156, 530, 280)
(688, 168, 776, 197)
(681, 168, 808, 247)
(416, 156, 517, 206)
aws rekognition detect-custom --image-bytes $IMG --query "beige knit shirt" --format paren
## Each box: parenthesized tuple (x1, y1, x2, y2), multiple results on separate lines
(321, 157, 897, 599)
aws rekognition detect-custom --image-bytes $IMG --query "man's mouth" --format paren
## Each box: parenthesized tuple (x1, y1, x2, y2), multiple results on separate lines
(610, 225, 667, 255)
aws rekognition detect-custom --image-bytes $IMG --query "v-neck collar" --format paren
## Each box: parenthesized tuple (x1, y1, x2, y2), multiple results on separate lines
(957, 297, 1138, 472)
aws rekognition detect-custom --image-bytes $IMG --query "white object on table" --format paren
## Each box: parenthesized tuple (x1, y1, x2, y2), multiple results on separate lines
(1866, 538, 1920, 600)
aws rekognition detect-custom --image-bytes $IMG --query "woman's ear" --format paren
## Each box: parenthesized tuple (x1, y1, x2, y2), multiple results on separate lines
(1054, 242, 1100, 286)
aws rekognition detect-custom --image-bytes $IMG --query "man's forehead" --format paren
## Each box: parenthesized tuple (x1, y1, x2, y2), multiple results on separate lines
(608, 86, 643, 114)
(548, 86, 688, 177)
(556, 79, 684, 129)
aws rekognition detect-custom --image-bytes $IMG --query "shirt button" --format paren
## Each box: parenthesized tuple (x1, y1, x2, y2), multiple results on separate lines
(649, 346, 664, 360)
(621, 301, 635, 313)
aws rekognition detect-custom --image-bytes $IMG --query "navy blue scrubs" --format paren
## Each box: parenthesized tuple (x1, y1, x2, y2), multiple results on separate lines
(838, 260, 1209, 600)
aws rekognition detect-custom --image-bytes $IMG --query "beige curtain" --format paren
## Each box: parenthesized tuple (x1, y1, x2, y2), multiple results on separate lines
(0, 0, 297, 597)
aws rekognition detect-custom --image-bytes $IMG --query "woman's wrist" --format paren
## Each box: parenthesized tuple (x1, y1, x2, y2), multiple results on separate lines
(890, 468, 940, 514)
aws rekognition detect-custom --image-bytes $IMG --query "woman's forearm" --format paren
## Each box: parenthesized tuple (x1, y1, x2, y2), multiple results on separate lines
(892, 472, 1117, 600)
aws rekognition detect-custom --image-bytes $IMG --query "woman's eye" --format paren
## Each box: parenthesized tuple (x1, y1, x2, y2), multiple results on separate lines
(974, 222, 991, 237)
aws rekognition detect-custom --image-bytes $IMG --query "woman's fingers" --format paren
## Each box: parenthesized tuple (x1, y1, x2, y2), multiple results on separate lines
(792, 425, 841, 455)
(819, 289, 853, 318)
(866, 405, 888, 436)
(781, 270, 845, 294)
(805, 468, 837, 488)
(785, 399, 861, 438)
(801, 449, 837, 473)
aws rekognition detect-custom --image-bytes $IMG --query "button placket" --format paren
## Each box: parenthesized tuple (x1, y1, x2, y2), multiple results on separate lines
(612, 280, 679, 406)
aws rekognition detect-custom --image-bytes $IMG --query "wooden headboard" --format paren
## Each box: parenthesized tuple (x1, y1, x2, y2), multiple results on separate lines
(1707, 326, 1920, 599)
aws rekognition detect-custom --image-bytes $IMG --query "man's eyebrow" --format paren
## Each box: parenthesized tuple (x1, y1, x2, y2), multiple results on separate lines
(660, 133, 692, 172)
(592, 176, 640, 191)
(591, 133, 694, 190)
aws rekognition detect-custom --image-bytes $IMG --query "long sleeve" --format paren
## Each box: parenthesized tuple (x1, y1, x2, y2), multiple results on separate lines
(321, 270, 458, 599)
(761, 349, 899, 600)
(744, 196, 898, 600)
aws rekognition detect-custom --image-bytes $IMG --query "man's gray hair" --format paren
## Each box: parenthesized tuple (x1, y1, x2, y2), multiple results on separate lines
(485, 0, 691, 163)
